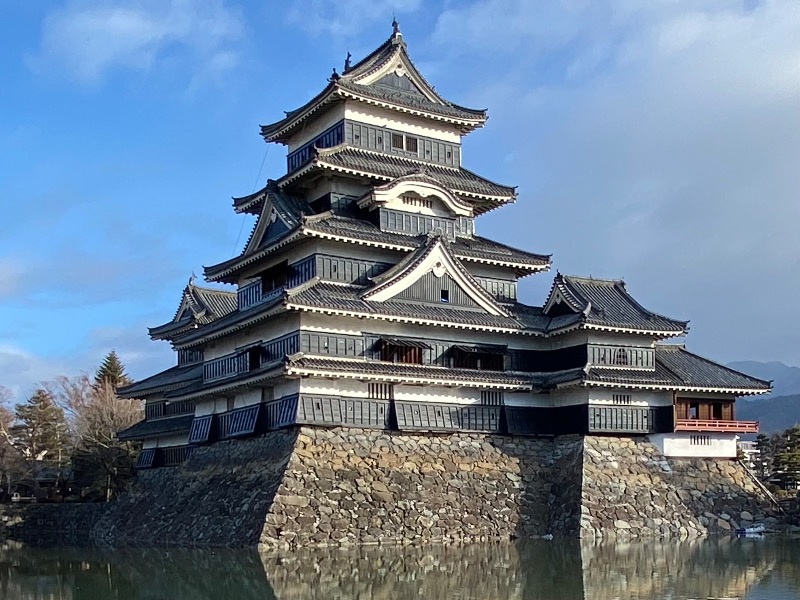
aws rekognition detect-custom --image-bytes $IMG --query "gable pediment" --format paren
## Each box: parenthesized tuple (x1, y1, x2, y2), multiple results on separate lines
(358, 175, 473, 217)
(363, 237, 507, 316)
(352, 49, 442, 105)
(245, 197, 294, 254)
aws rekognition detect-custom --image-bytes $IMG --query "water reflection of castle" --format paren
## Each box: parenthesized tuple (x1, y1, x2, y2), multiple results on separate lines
(2, 539, 797, 599)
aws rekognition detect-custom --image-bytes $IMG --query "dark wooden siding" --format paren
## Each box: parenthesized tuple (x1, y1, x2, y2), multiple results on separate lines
(263, 394, 391, 429)
(287, 121, 345, 172)
(315, 254, 391, 284)
(218, 404, 262, 439)
(188, 415, 214, 444)
(395, 272, 479, 308)
(378, 208, 474, 238)
(287, 256, 316, 288)
(394, 402, 502, 433)
(475, 277, 517, 302)
(300, 332, 364, 358)
(135, 448, 156, 469)
(588, 345, 655, 369)
(588, 405, 673, 434)
(344, 120, 460, 167)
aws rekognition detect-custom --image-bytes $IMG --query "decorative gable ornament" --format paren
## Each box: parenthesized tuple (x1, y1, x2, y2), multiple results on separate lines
(357, 173, 473, 217)
(362, 236, 508, 317)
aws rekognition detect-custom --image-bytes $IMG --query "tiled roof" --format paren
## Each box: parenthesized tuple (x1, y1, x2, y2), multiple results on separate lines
(260, 30, 486, 142)
(232, 180, 311, 216)
(149, 282, 237, 341)
(337, 80, 485, 121)
(654, 345, 770, 392)
(545, 274, 688, 335)
(117, 415, 194, 441)
(288, 281, 523, 331)
(305, 214, 550, 269)
(284, 146, 515, 201)
(117, 364, 203, 398)
(544, 346, 771, 394)
(204, 211, 549, 283)
(286, 355, 536, 388)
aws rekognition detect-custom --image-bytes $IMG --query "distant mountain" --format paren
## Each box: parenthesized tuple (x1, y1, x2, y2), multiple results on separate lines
(727, 361, 800, 398)
(737, 393, 800, 434)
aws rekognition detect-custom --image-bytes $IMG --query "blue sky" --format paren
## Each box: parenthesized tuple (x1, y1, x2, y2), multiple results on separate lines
(2, 0, 799, 402)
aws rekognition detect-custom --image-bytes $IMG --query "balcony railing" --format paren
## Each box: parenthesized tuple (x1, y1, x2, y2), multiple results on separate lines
(145, 400, 194, 419)
(237, 281, 285, 311)
(675, 419, 759, 433)
(203, 352, 249, 382)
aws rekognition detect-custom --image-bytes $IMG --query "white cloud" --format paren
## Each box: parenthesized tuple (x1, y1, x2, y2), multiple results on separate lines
(0, 324, 173, 406)
(432, 1, 800, 365)
(32, 0, 243, 83)
(286, 0, 421, 37)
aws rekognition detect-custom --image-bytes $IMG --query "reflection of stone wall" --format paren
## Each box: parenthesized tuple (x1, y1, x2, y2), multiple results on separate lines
(581, 537, 769, 600)
(260, 428, 583, 549)
(1, 538, 792, 600)
(580, 436, 773, 538)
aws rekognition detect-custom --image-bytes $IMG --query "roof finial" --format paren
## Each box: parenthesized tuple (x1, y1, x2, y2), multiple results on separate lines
(329, 67, 340, 83)
(343, 51, 352, 72)
(189, 272, 197, 286)
(392, 16, 400, 35)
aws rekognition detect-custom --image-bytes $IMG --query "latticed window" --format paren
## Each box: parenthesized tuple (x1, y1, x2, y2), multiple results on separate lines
(480, 390, 504, 406)
(612, 394, 632, 405)
(614, 349, 629, 366)
(368, 383, 394, 400)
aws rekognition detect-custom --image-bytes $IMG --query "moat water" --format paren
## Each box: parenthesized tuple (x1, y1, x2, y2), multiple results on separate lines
(2, 537, 798, 599)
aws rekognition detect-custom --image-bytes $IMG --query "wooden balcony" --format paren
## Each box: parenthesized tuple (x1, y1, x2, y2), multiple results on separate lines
(675, 419, 759, 433)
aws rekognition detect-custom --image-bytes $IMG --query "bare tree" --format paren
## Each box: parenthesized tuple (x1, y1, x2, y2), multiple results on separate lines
(52, 375, 143, 501)
(0, 387, 26, 498)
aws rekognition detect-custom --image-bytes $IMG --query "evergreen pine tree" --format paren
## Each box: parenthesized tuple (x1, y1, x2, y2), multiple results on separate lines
(13, 389, 70, 467)
(94, 350, 131, 390)
(755, 433, 773, 478)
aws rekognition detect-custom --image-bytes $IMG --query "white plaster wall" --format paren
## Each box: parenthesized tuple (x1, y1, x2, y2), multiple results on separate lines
(382, 194, 459, 218)
(236, 240, 321, 284)
(155, 433, 190, 448)
(234, 380, 300, 407)
(650, 433, 738, 458)
(204, 314, 300, 359)
(462, 263, 520, 281)
(548, 388, 590, 407)
(345, 103, 462, 144)
(588, 389, 673, 407)
(195, 398, 217, 417)
(394, 386, 481, 404)
(142, 439, 158, 450)
(300, 378, 369, 398)
(286, 105, 346, 152)
(505, 391, 551, 408)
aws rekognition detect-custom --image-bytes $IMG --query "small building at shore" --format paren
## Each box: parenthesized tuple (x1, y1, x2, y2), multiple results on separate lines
(118, 24, 770, 468)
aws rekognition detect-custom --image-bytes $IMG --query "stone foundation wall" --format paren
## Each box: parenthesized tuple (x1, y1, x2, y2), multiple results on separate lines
(0, 428, 778, 548)
(580, 436, 775, 538)
(260, 428, 583, 549)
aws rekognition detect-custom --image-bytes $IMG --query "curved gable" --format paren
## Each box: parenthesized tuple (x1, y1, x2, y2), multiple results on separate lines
(358, 174, 473, 217)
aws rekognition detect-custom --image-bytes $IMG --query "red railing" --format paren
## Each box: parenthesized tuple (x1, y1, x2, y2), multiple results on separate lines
(675, 419, 758, 433)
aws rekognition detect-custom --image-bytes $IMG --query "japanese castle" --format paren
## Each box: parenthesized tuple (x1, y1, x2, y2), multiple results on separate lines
(119, 24, 770, 469)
